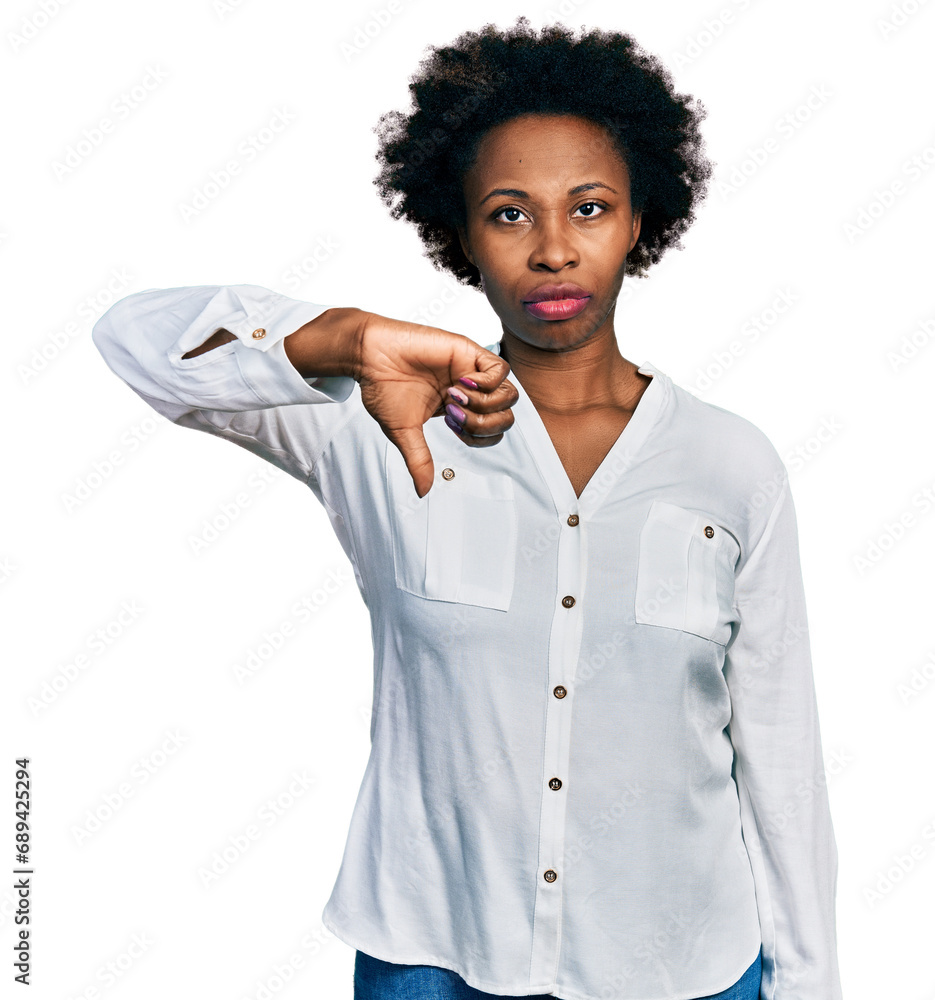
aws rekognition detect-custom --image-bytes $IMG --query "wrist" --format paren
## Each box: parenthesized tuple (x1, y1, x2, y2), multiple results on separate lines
(285, 306, 366, 382)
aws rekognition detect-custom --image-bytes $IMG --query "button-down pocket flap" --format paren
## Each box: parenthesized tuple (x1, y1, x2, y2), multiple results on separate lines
(635, 500, 727, 643)
(386, 445, 517, 612)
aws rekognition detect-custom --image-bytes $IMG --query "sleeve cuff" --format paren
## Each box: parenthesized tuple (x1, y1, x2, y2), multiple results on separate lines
(173, 283, 358, 408)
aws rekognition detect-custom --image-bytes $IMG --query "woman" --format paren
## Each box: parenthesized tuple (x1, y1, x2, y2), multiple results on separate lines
(92, 18, 842, 1000)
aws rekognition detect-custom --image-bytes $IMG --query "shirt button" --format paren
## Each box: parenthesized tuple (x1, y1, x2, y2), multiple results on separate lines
(567, 514, 579, 527)
(251, 328, 267, 340)
(544, 869, 558, 883)
(442, 468, 455, 480)
(553, 685, 567, 699)
(704, 525, 714, 538)
(562, 595, 575, 608)
(549, 777, 562, 790)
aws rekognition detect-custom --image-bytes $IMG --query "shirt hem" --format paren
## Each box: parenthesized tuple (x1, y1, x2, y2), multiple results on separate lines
(322, 909, 762, 1000)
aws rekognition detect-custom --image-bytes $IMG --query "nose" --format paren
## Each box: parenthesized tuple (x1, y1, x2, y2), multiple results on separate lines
(528, 212, 579, 272)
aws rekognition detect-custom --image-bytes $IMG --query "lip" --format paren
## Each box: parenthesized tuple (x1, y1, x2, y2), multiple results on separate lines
(524, 298, 590, 321)
(523, 282, 591, 304)
(522, 282, 591, 322)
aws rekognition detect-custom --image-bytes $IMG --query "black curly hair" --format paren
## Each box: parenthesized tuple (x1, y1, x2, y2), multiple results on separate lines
(373, 17, 714, 288)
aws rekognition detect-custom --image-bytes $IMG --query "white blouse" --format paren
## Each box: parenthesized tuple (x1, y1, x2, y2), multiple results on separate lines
(92, 283, 843, 1000)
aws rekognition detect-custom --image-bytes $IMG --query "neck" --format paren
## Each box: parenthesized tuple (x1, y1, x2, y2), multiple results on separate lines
(498, 324, 647, 417)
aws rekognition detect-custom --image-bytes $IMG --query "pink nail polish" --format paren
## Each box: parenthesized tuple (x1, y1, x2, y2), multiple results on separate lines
(459, 376, 478, 389)
(447, 386, 469, 404)
(446, 402, 466, 424)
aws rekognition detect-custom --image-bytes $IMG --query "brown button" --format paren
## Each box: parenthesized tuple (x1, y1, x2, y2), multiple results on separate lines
(442, 468, 455, 480)
(704, 525, 714, 538)
(544, 869, 557, 883)
(549, 777, 562, 791)
(553, 685, 567, 699)
(567, 514, 579, 527)
(251, 328, 266, 340)
(562, 595, 575, 608)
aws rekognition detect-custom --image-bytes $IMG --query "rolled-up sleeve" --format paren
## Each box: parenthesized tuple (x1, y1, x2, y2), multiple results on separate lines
(91, 283, 359, 482)
(723, 475, 843, 1000)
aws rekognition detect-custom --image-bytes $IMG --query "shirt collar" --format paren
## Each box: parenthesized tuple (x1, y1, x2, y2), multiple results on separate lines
(482, 339, 669, 514)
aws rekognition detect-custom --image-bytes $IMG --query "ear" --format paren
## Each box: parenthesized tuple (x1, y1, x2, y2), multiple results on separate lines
(630, 210, 642, 251)
(456, 225, 475, 266)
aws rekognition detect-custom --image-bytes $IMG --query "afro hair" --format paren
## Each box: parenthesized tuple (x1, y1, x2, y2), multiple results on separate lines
(373, 16, 714, 288)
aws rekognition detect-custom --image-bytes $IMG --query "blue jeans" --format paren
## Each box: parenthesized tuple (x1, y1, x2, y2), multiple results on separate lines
(354, 944, 762, 999)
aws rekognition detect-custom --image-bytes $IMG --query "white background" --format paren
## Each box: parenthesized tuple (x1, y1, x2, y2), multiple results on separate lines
(3, 0, 934, 997)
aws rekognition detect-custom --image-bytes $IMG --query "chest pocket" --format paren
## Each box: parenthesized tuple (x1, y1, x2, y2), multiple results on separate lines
(385, 444, 517, 612)
(634, 500, 737, 645)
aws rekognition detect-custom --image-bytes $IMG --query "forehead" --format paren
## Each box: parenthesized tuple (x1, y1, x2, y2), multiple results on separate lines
(466, 113, 627, 182)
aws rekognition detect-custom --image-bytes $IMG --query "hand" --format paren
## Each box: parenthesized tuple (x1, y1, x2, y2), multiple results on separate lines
(355, 312, 518, 498)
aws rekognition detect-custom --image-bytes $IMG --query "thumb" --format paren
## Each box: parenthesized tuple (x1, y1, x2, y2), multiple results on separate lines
(391, 424, 435, 499)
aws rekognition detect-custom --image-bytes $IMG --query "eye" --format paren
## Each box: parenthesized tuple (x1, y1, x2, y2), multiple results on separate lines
(574, 201, 605, 218)
(492, 206, 528, 223)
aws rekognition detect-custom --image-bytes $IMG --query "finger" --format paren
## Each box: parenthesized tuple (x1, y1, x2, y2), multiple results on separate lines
(446, 377, 519, 415)
(454, 349, 511, 396)
(444, 413, 506, 448)
(443, 400, 514, 445)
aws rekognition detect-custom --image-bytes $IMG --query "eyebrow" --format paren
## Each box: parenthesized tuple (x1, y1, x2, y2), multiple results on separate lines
(478, 182, 618, 207)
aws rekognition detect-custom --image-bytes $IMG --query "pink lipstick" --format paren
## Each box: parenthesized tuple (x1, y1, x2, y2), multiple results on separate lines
(522, 282, 591, 321)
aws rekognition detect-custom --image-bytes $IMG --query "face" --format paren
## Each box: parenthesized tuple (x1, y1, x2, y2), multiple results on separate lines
(458, 113, 641, 353)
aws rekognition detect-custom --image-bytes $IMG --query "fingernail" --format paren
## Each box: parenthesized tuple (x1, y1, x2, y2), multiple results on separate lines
(459, 376, 478, 389)
(445, 402, 466, 423)
(447, 386, 469, 404)
(444, 413, 464, 434)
